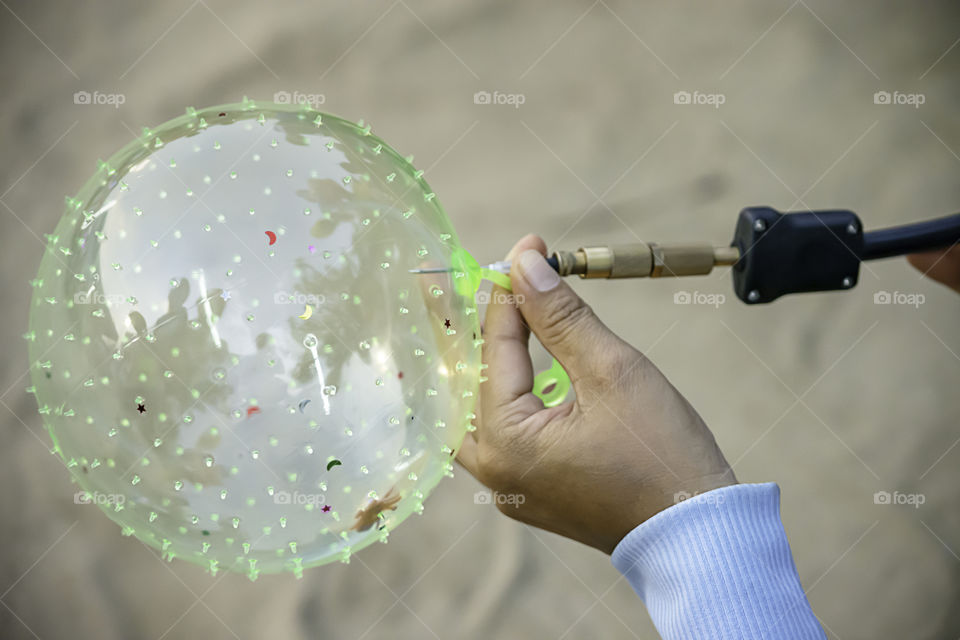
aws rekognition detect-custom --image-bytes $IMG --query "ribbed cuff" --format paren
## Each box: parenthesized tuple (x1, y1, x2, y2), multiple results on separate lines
(611, 483, 825, 640)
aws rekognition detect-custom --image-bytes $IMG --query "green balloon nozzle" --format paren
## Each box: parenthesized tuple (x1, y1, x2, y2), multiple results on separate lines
(454, 248, 571, 408)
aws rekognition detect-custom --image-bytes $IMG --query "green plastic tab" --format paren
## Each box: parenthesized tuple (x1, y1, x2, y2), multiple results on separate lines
(480, 268, 512, 291)
(533, 357, 571, 407)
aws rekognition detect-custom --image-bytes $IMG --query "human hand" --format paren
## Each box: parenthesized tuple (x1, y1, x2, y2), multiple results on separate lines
(908, 245, 960, 294)
(456, 234, 736, 554)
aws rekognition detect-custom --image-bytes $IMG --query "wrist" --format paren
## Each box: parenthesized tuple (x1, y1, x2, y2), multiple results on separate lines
(605, 471, 739, 554)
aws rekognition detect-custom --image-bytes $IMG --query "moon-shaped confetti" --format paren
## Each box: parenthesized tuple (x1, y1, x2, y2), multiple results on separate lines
(298, 304, 313, 320)
(326, 459, 342, 471)
(265, 230, 277, 245)
(298, 399, 311, 413)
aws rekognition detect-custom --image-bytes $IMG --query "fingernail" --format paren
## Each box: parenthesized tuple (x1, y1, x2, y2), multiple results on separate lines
(518, 249, 560, 292)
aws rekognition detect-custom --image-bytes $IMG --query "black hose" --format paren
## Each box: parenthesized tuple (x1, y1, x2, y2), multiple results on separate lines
(860, 212, 960, 260)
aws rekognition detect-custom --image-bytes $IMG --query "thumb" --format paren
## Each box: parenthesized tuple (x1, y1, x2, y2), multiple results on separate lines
(908, 247, 960, 294)
(510, 249, 621, 377)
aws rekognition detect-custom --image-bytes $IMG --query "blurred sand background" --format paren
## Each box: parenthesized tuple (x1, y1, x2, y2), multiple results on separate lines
(2, 1, 960, 638)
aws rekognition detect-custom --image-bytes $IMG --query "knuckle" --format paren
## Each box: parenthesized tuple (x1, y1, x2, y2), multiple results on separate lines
(475, 444, 511, 489)
(599, 345, 645, 386)
(535, 295, 596, 348)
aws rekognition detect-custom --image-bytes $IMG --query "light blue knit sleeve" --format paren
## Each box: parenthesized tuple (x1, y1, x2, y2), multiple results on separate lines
(611, 483, 825, 639)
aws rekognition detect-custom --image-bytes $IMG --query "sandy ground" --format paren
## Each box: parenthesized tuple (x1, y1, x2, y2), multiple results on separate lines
(2, 1, 960, 638)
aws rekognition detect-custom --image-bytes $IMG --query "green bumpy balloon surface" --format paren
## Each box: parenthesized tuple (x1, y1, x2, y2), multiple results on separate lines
(26, 100, 482, 578)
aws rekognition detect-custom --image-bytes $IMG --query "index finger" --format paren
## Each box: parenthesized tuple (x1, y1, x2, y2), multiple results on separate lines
(480, 234, 547, 422)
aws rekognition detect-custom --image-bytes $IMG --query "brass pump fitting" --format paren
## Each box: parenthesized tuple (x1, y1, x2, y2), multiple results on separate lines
(552, 243, 739, 279)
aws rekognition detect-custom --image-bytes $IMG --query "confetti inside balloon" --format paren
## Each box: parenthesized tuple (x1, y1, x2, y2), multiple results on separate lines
(26, 100, 482, 578)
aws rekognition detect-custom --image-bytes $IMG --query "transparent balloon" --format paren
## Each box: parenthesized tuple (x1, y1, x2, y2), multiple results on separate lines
(27, 100, 482, 578)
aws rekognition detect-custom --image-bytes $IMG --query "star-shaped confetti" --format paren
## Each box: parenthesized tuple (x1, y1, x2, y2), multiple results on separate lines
(221, 290, 231, 301)
(321, 505, 331, 513)
(443, 318, 451, 328)
(137, 403, 146, 414)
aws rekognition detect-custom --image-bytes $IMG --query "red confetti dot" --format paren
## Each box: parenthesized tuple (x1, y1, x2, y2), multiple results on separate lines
(397, 371, 404, 379)
(246, 406, 261, 417)
(218, 112, 226, 117)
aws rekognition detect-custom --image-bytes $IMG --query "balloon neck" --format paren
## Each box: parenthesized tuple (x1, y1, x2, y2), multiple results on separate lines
(450, 247, 514, 293)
